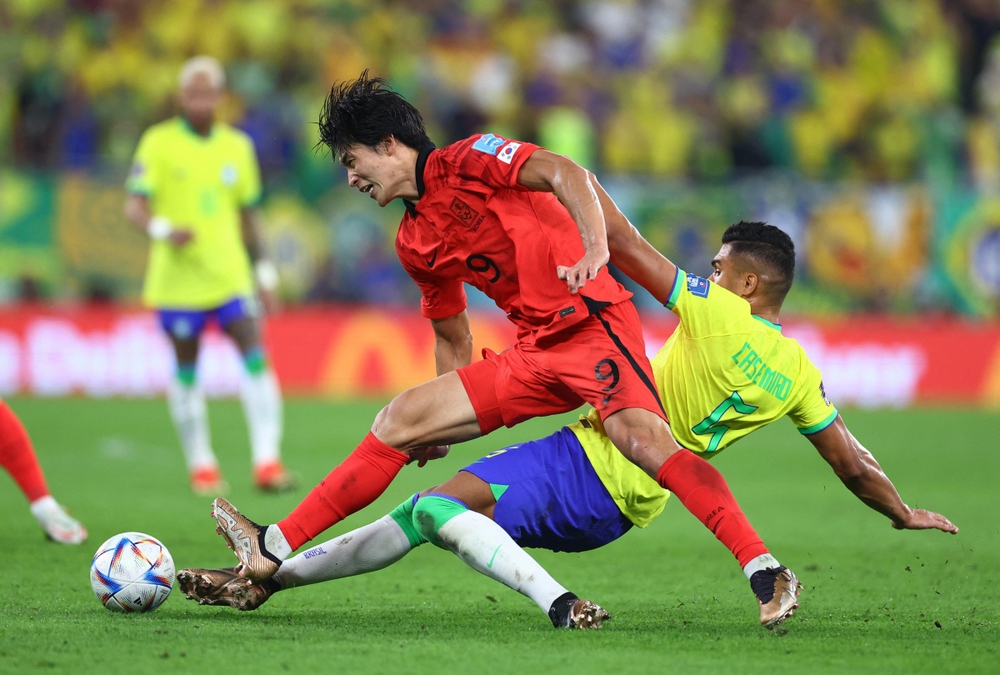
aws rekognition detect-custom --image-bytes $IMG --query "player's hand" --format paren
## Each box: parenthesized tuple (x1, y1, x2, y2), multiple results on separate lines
(557, 250, 610, 294)
(407, 445, 450, 467)
(892, 508, 958, 534)
(168, 228, 195, 248)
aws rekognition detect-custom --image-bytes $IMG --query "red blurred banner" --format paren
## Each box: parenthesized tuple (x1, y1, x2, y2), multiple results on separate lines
(0, 306, 997, 407)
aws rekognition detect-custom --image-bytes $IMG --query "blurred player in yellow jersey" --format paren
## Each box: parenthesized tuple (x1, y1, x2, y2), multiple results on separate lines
(179, 221, 955, 630)
(124, 56, 294, 495)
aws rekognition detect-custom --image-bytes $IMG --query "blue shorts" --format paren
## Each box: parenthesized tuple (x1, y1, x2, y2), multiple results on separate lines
(157, 297, 256, 340)
(460, 427, 633, 553)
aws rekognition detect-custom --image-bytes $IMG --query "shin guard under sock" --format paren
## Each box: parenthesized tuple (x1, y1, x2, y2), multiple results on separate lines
(657, 450, 768, 567)
(278, 433, 409, 550)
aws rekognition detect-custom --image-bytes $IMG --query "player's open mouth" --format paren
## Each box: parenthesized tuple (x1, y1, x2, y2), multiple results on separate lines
(361, 184, 375, 197)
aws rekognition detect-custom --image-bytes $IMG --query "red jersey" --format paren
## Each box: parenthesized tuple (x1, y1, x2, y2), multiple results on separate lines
(396, 134, 632, 342)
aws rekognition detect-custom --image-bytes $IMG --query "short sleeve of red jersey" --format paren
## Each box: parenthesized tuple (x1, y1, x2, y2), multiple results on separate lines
(398, 253, 468, 320)
(447, 134, 540, 191)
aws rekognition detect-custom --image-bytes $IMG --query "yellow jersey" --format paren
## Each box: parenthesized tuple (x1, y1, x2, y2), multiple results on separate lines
(127, 117, 262, 309)
(571, 269, 838, 527)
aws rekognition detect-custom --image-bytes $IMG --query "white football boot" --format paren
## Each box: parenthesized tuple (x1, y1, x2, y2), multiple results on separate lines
(30, 496, 88, 545)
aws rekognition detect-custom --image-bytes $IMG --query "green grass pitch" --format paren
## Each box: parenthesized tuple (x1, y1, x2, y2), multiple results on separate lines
(0, 398, 997, 674)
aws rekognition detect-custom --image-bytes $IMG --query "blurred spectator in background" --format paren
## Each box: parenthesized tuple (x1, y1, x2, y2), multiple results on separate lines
(1, 0, 999, 316)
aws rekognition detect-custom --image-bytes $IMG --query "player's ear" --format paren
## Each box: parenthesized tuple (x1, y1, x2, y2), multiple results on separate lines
(743, 272, 759, 297)
(378, 135, 395, 155)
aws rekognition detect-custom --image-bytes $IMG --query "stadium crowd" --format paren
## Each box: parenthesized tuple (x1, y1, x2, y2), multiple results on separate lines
(2, 0, 1000, 313)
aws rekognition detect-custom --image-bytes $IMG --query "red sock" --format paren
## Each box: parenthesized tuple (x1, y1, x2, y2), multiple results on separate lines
(279, 433, 409, 550)
(657, 450, 768, 567)
(0, 402, 49, 503)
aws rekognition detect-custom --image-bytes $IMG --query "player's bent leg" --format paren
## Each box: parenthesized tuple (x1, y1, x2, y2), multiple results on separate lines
(185, 496, 428, 610)
(417, 470, 497, 518)
(274, 502, 426, 589)
(212, 373, 481, 576)
(372, 372, 482, 451)
(604, 407, 769, 564)
(271, 373, 480, 549)
(411, 495, 609, 629)
(604, 407, 799, 627)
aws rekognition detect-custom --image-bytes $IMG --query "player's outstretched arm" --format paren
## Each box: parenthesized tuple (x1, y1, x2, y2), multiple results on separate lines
(807, 416, 958, 534)
(516, 150, 609, 293)
(589, 174, 679, 304)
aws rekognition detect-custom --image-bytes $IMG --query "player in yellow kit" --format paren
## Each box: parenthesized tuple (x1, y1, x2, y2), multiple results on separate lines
(124, 56, 293, 495)
(178, 221, 955, 630)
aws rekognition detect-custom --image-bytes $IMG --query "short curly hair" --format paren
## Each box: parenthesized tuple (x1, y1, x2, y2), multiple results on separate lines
(721, 221, 796, 300)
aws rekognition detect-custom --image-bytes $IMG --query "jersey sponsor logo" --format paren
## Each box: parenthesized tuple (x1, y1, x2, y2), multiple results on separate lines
(449, 197, 484, 231)
(472, 133, 505, 156)
(497, 141, 521, 165)
(221, 163, 237, 186)
(425, 249, 439, 268)
(686, 273, 710, 298)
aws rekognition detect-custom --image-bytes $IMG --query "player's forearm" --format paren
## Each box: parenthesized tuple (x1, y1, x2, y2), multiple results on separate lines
(125, 194, 174, 241)
(241, 208, 279, 292)
(591, 176, 677, 303)
(812, 419, 913, 527)
(553, 169, 609, 262)
(124, 194, 152, 230)
(430, 312, 473, 375)
(521, 152, 609, 262)
(434, 334, 473, 375)
(240, 209, 266, 261)
(837, 448, 912, 526)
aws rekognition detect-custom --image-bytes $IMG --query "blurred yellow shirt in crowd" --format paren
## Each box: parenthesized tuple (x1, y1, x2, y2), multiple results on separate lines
(127, 117, 261, 309)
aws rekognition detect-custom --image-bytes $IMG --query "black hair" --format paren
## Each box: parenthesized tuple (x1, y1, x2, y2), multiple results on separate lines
(721, 221, 795, 300)
(317, 70, 432, 160)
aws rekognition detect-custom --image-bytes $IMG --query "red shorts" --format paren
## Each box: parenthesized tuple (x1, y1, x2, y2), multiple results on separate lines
(456, 301, 666, 435)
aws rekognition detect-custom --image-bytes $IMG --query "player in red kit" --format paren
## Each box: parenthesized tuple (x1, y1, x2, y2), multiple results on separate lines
(1, 400, 87, 544)
(210, 72, 799, 627)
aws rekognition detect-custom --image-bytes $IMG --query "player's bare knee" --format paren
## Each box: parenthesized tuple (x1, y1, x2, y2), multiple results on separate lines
(606, 416, 679, 477)
(371, 390, 424, 450)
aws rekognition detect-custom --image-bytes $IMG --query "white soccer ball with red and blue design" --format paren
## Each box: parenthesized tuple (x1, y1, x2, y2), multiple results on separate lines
(89, 532, 174, 613)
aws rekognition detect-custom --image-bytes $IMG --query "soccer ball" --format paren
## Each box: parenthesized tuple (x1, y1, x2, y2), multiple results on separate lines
(89, 532, 174, 613)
